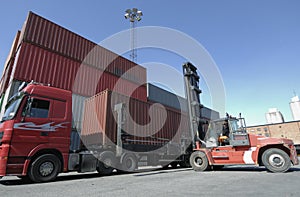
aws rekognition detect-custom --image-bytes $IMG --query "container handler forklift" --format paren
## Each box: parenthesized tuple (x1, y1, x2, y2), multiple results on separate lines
(183, 62, 298, 173)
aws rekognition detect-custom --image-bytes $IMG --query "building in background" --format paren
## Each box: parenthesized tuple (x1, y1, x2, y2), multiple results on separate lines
(290, 96, 300, 121)
(265, 108, 284, 124)
(246, 120, 300, 153)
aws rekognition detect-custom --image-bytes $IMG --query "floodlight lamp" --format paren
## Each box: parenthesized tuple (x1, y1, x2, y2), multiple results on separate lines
(137, 10, 143, 16)
(125, 9, 132, 14)
(124, 13, 130, 19)
(137, 17, 142, 21)
(132, 8, 138, 13)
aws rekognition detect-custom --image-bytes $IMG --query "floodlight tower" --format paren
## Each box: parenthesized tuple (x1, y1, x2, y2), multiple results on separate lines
(124, 8, 143, 62)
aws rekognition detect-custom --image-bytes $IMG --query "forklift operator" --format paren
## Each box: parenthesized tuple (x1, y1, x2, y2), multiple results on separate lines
(222, 122, 230, 137)
(219, 122, 230, 145)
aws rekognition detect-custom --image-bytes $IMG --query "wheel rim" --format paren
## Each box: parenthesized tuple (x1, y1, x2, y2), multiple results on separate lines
(195, 157, 203, 167)
(269, 154, 285, 168)
(125, 158, 134, 169)
(103, 158, 112, 168)
(39, 162, 54, 177)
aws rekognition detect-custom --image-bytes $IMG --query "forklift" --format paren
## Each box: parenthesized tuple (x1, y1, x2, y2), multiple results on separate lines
(183, 62, 298, 173)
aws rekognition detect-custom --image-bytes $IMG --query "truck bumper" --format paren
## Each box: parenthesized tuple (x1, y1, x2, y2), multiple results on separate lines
(0, 144, 10, 176)
(0, 158, 8, 176)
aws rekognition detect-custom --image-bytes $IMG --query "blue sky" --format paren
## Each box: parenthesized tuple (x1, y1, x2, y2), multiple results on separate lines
(0, 0, 300, 126)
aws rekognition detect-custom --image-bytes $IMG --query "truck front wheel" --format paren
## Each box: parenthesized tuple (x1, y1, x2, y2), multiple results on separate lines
(190, 151, 209, 171)
(28, 154, 61, 182)
(262, 148, 291, 173)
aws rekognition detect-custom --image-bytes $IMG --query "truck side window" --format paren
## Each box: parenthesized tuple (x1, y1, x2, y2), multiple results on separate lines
(28, 99, 50, 118)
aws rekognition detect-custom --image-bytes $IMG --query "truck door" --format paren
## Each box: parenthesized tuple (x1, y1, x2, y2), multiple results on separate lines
(48, 99, 70, 150)
(9, 96, 52, 159)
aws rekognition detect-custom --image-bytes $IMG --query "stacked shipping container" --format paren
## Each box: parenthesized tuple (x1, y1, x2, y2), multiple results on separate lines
(12, 43, 146, 98)
(82, 90, 190, 153)
(147, 83, 220, 120)
(0, 12, 147, 133)
(1, 12, 220, 152)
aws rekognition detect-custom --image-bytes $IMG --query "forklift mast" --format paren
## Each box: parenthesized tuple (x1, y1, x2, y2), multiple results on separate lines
(183, 62, 207, 148)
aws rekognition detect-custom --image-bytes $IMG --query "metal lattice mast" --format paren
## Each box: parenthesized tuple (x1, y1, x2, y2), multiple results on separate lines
(124, 8, 143, 62)
(130, 20, 136, 62)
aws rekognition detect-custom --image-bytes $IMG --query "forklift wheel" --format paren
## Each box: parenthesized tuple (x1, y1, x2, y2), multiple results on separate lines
(190, 151, 209, 171)
(262, 148, 291, 173)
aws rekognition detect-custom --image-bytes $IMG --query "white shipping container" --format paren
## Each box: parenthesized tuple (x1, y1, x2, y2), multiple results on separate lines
(72, 94, 88, 132)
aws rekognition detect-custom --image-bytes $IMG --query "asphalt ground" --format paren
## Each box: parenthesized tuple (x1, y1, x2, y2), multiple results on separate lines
(1, 162, 300, 197)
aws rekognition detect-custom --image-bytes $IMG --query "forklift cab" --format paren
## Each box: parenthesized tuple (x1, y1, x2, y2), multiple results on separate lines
(204, 117, 250, 147)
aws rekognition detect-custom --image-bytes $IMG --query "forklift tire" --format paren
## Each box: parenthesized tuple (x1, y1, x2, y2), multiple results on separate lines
(120, 154, 137, 172)
(262, 148, 291, 173)
(190, 151, 209, 171)
(97, 151, 116, 175)
(28, 154, 61, 183)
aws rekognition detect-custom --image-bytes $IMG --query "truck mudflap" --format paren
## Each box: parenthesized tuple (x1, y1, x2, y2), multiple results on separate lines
(290, 145, 299, 165)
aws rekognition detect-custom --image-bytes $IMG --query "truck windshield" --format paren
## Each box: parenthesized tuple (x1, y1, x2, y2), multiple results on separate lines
(1, 92, 24, 122)
(229, 119, 246, 133)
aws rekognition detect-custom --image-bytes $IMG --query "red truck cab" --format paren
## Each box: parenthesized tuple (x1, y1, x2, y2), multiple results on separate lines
(0, 83, 72, 182)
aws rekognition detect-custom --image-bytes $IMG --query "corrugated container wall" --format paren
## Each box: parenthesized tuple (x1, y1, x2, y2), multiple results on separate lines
(0, 11, 148, 125)
(147, 83, 188, 112)
(0, 31, 21, 95)
(81, 90, 190, 148)
(1, 12, 147, 101)
(147, 83, 220, 120)
(21, 12, 146, 85)
(72, 94, 88, 132)
(12, 43, 147, 100)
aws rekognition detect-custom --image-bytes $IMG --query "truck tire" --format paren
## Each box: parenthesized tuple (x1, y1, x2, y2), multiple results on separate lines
(190, 151, 209, 171)
(97, 151, 116, 175)
(262, 148, 291, 173)
(121, 154, 137, 172)
(28, 154, 61, 183)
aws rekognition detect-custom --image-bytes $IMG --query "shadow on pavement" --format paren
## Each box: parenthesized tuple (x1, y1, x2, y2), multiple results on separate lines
(1, 165, 299, 185)
(0, 166, 189, 186)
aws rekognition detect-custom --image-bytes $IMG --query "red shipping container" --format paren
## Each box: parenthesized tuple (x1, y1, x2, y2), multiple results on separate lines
(21, 12, 146, 84)
(81, 90, 190, 148)
(12, 42, 147, 100)
(0, 31, 21, 94)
